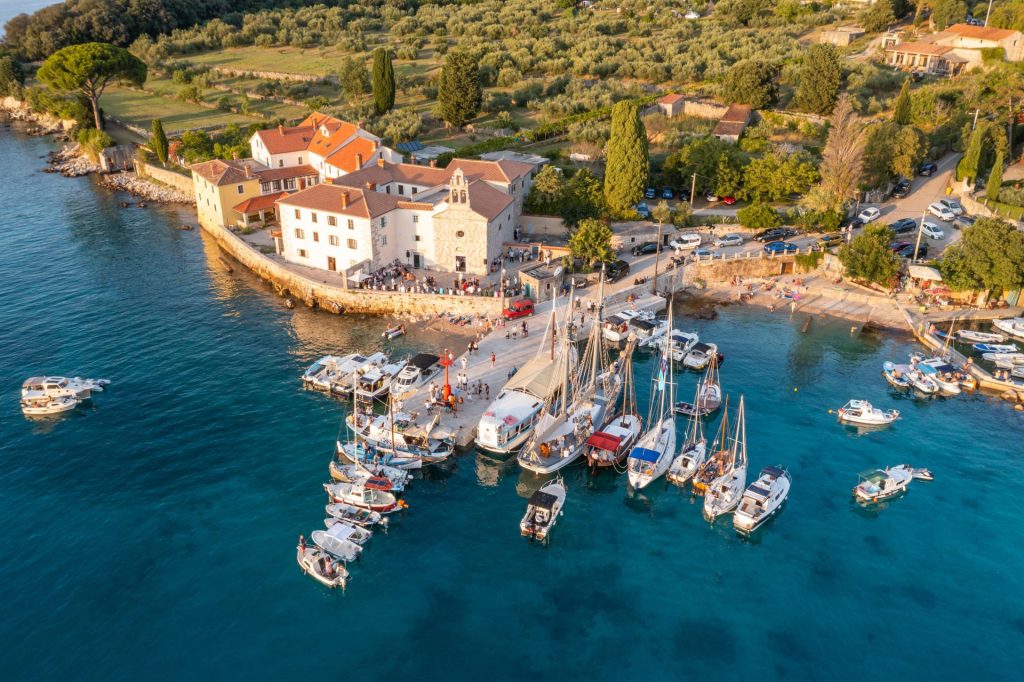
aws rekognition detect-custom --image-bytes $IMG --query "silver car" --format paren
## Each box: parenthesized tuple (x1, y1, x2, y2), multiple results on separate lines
(714, 233, 744, 247)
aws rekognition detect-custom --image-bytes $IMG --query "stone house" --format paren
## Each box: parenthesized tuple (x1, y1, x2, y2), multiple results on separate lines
(819, 26, 865, 47)
(657, 94, 686, 118)
(934, 24, 1024, 62)
(712, 103, 753, 144)
(884, 42, 969, 76)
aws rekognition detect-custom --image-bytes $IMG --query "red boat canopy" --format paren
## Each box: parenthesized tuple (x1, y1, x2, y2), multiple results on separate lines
(586, 432, 622, 452)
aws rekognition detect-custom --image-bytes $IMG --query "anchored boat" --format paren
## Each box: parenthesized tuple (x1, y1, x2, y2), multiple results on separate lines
(836, 399, 899, 426)
(627, 303, 678, 490)
(674, 354, 722, 417)
(667, 382, 709, 488)
(21, 376, 109, 401)
(853, 465, 914, 503)
(389, 353, 441, 398)
(296, 544, 349, 590)
(703, 395, 748, 521)
(683, 342, 720, 371)
(733, 465, 790, 533)
(520, 478, 566, 544)
(993, 317, 1024, 340)
(324, 479, 402, 513)
(325, 502, 388, 528)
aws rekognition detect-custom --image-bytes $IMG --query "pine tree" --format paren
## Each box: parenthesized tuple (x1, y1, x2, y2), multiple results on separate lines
(806, 95, 865, 212)
(892, 79, 912, 126)
(794, 44, 842, 115)
(986, 151, 1004, 201)
(603, 101, 649, 216)
(371, 47, 395, 115)
(437, 49, 481, 128)
(151, 118, 168, 164)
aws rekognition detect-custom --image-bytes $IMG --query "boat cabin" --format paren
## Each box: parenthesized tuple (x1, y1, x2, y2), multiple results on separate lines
(527, 490, 557, 527)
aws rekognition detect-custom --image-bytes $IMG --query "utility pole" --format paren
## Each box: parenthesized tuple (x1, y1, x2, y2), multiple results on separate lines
(652, 218, 664, 296)
(985, 0, 993, 27)
(972, 108, 980, 130)
(690, 172, 697, 208)
(912, 209, 927, 262)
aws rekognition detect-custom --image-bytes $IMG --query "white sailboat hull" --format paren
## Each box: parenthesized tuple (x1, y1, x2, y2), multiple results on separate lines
(627, 418, 677, 490)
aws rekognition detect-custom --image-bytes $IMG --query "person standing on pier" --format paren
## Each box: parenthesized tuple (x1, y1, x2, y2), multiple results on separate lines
(490, 352, 496, 367)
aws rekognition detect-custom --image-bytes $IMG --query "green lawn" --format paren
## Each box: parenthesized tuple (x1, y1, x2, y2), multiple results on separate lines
(187, 46, 349, 76)
(102, 86, 256, 134)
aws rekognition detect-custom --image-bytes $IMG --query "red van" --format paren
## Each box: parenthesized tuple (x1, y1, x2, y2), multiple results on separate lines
(502, 298, 535, 319)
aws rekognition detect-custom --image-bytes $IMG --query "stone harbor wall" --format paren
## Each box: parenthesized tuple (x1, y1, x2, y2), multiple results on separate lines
(202, 222, 505, 317)
(135, 161, 196, 194)
(683, 254, 792, 283)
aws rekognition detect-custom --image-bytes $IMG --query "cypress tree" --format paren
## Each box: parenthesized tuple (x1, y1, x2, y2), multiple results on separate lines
(151, 118, 168, 164)
(437, 49, 481, 128)
(603, 101, 649, 216)
(794, 44, 842, 115)
(371, 47, 395, 115)
(960, 126, 985, 182)
(986, 151, 1004, 201)
(892, 79, 912, 126)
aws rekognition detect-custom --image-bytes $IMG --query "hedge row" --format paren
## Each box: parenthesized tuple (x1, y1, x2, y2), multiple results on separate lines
(983, 198, 1024, 221)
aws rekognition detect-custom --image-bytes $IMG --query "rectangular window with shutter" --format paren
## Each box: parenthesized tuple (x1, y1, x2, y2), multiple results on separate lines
(329, 235, 339, 246)
(313, 232, 319, 242)
(311, 212, 318, 223)
(294, 209, 300, 219)
(327, 216, 337, 227)
(347, 239, 358, 250)
(295, 228, 304, 239)
(347, 219, 354, 230)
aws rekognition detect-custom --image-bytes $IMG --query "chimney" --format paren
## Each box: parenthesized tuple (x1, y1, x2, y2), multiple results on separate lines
(429, 159, 436, 168)
(376, 157, 385, 168)
(244, 164, 251, 178)
(365, 181, 376, 191)
(355, 153, 363, 168)
(278, 124, 284, 134)
(341, 191, 349, 209)
(373, 139, 380, 150)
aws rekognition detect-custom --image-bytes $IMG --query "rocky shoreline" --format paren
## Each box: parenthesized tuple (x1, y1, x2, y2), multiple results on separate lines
(97, 171, 194, 204)
(44, 145, 100, 177)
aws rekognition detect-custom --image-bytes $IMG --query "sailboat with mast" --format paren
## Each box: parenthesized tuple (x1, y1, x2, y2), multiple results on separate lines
(703, 395, 749, 521)
(692, 395, 732, 495)
(519, 278, 627, 474)
(626, 302, 677, 489)
(585, 338, 642, 472)
(666, 381, 708, 487)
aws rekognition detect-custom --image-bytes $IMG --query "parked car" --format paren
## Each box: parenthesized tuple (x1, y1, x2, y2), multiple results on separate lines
(502, 298, 535, 319)
(858, 207, 881, 223)
(669, 233, 702, 251)
(693, 247, 715, 258)
(928, 202, 955, 221)
(889, 218, 917, 235)
(954, 214, 976, 229)
(892, 180, 912, 199)
(721, 196, 737, 205)
(845, 216, 865, 230)
(635, 202, 650, 219)
(920, 221, 945, 239)
(606, 259, 630, 283)
(818, 233, 844, 248)
(754, 227, 797, 242)
(677, 189, 691, 202)
(714, 233, 745, 247)
(661, 187, 674, 199)
(890, 241, 929, 258)
(919, 161, 938, 176)
(631, 241, 659, 256)
(763, 241, 798, 254)
(938, 198, 964, 215)
(645, 187, 656, 199)
(705, 192, 720, 202)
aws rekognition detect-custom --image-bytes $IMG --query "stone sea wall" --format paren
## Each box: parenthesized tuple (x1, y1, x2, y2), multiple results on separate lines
(135, 161, 195, 194)
(202, 222, 504, 317)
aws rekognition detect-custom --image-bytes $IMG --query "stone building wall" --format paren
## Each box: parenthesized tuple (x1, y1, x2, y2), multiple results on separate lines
(136, 162, 195, 193)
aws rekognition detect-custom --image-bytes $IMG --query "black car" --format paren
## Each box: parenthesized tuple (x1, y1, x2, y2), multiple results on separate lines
(631, 241, 659, 256)
(890, 241, 928, 258)
(889, 218, 917, 234)
(919, 162, 938, 176)
(892, 180, 912, 199)
(954, 214, 976, 229)
(754, 227, 797, 242)
(606, 259, 630, 282)
(676, 189, 691, 202)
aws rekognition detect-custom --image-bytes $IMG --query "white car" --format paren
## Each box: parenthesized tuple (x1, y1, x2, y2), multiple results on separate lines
(858, 207, 881, 223)
(928, 202, 955, 221)
(920, 221, 945, 239)
(670, 233, 702, 251)
(714, 233, 745, 247)
(938, 198, 964, 216)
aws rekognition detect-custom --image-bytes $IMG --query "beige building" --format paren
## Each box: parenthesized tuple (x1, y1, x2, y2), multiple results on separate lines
(885, 42, 969, 76)
(712, 103, 753, 144)
(190, 158, 320, 230)
(934, 24, 1024, 62)
(819, 26, 865, 47)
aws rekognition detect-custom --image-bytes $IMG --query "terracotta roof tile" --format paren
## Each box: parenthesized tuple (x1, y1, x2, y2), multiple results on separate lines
(254, 164, 318, 182)
(233, 191, 289, 214)
(253, 126, 315, 155)
(276, 184, 398, 219)
(190, 159, 260, 186)
(449, 158, 533, 183)
(464, 180, 514, 220)
(943, 23, 1019, 42)
(659, 94, 685, 105)
(887, 41, 955, 56)
(323, 136, 378, 173)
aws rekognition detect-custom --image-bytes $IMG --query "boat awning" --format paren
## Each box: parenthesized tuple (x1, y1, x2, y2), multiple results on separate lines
(632, 319, 657, 331)
(586, 431, 622, 452)
(528, 490, 557, 509)
(908, 265, 942, 281)
(691, 342, 711, 354)
(763, 465, 786, 478)
(504, 351, 568, 400)
(629, 447, 661, 463)
(408, 353, 439, 370)
(364, 477, 393, 490)
(746, 485, 771, 501)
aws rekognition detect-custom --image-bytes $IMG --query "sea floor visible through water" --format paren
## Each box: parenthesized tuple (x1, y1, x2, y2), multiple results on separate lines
(1, 126, 1022, 680)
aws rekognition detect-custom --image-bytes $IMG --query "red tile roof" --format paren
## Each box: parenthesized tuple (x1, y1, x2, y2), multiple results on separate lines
(190, 159, 260, 186)
(887, 41, 955, 56)
(253, 126, 315, 155)
(323, 135, 378, 173)
(659, 94, 685, 105)
(449, 158, 533, 184)
(943, 23, 1019, 42)
(276, 184, 398, 219)
(234, 191, 289, 214)
(462, 179, 514, 220)
(254, 164, 318, 182)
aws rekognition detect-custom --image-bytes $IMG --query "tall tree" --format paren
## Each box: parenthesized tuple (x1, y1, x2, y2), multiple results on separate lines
(0, 55, 24, 96)
(839, 223, 901, 286)
(939, 218, 1024, 292)
(150, 118, 168, 164)
(986, 150, 1005, 201)
(794, 44, 842, 115)
(371, 47, 395, 115)
(437, 49, 481, 128)
(37, 42, 146, 131)
(569, 218, 615, 267)
(806, 95, 866, 212)
(721, 59, 779, 109)
(931, 0, 967, 31)
(860, 0, 897, 32)
(892, 79, 912, 125)
(338, 56, 370, 98)
(603, 101, 649, 216)
(960, 124, 986, 182)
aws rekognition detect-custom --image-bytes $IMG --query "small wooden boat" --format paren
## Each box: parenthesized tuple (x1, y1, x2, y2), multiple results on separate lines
(328, 459, 410, 491)
(520, 478, 566, 544)
(836, 400, 899, 426)
(955, 329, 1005, 344)
(382, 323, 406, 340)
(973, 342, 1019, 354)
(20, 394, 79, 416)
(296, 545, 349, 590)
(324, 479, 402, 513)
(325, 502, 387, 528)
(882, 361, 911, 389)
(983, 352, 1024, 365)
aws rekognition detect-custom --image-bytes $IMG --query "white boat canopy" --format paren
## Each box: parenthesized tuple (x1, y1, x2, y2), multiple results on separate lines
(907, 265, 942, 281)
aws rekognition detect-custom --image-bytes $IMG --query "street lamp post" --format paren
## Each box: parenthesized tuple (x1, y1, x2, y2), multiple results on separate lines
(439, 348, 454, 401)
(912, 209, 927, 262)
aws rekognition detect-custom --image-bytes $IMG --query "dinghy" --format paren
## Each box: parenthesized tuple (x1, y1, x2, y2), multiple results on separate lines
(911, 468, 934, 481)
(323, 518, 374, 544)
(836, 399, 899, 426)
(382, 323, 406, 340)
(296, 545, 349, 590)
(733, 466, 791, 533)
(853, 465, 914, 503)
(983, 352, 1024, 365)
(520, 478, 566, 544)
(905, 367, 939, 394)
(882, 361, 911, 389)
(325, 502, 388, 528)
(955, 329, 1005, 344)
(973, 342, 1019, 354)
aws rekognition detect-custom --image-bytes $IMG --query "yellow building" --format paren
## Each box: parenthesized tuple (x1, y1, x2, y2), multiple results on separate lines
(190, 159, 262, 230)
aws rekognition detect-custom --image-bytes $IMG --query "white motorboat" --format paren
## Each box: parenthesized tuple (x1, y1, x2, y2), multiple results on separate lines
(478, 301, 578, 454)
(520, 478, 566, 544)
(911, 468, 935, 481)
(601, 309, 655, 344)
(21, 376, 109, 400)
(325, 502, 388, 528)
(659, 329, 699, 362)
(627, 304, 678, 490)
(973, 342, 1019, 354)
(324, 479, 402, 513)
(667, 382, 709, 488)
(733, 465, 790, 533)
(302, 355, 349, 391)
(905, 366, 939, 394)
(328, 459, 410, 491)
(322, 518, 374, 544)
(993, 317, 1024, 340)
(911, 358, 961, 395)
(389, 353, 440, 398)
(836, 399, 899, 426)
(955, 329, 1005, 344)
(20, 393, 79, 416)
(703, 396, 748, 521)
(382, 323, 406, 340)
(674, 355, 722, 416)
(328, 352, 390, 396)
(311, 524, 364, 562)
(882, 361, 911, 389)
(633, 318, 669, 348)
(853, 465, 914, 503)
(354, 361, 406, 403)
(683, 342, 719, 371)
(983, 352, 1024, 365)
(1013, 366, 1024, 379)
(336, 441, 423, 471)
(346, 407, 454, 465)
(296, 545, 349, 589)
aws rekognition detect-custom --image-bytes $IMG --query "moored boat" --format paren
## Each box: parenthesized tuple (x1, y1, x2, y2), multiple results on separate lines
(20, 394, 79, 416)
(626, 304, 678, 489)
(673, 355, 722, 416)
(328, 459, 410, 491)
(354, 361, 406, 404)
(325, 502, 388, 528)
(836, 399, 899, 426)
(853, 465, 914, 503)
(955, 329, 1005, 344)
(993, 317, 1024, 340)
(328, 352, 390, 396)
(296, 544, 349, 590)
(733, 465, 790, 533)
(382, 323, 406, 340)
(324, 479, 402, 513)
(683, 342, 719, 371)
(311, 524, 364, 562)
(973, 342, 1019, 354)
(982, 352, 1024, 365)
(882, 361, 911, 389)
(520, 478, 566, 544)
(703, 395, 748, 521)
(584, 416, 642, 470)
(21, 376, 109, 401)
(667, 381, 709, 488)
(322, 518, 374, 544)
(658, 329, 699, 362)
(389, 353, 440, 397)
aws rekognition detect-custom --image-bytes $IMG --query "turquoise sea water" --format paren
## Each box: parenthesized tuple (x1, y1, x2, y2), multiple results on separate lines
(1, 128, 1022, 680)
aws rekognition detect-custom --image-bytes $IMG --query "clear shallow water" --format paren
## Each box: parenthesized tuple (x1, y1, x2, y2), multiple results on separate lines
(1, 128, 1022, 680)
